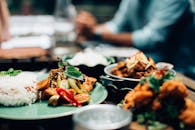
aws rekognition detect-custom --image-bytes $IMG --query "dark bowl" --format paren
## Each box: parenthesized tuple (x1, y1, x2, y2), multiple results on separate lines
(75, 64, 106, 79)
(100, 75, 138, 104)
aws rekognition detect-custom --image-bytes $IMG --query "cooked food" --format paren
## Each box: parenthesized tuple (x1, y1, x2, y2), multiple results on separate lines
(36, 65, 97, 107)
(66, 49, 111, 67)
(123, 70, 195, 129)
(111, 52, 156, 79)
(0, 69, 37, 106)
(179, 98, 195, 127)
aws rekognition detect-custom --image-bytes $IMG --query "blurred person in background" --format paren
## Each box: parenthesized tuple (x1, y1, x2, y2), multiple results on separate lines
(76, 0, 195, 79)
(0, 0, 10, 42)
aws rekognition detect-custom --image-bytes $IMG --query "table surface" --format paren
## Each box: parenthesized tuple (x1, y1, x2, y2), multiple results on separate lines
(0, 43, 195, 130)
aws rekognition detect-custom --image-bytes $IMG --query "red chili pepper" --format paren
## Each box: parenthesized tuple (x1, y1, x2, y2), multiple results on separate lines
(56, 88, 82, 107)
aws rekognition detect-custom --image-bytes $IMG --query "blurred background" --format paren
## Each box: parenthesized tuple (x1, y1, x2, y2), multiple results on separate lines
(6, 0, 121, 23)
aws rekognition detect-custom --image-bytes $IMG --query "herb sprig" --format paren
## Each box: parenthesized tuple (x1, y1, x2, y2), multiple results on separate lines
(0, 68, 22, 76)
(65, 65, 83, 81)
(140, 71, 175, 93)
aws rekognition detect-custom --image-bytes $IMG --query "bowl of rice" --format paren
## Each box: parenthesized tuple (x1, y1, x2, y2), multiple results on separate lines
(60, 48, 114, 79)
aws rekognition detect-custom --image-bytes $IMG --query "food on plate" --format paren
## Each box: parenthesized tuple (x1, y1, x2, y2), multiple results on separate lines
(36, 65, 97, 107)
(179, 98, 195, 127)
(0, 68, 37, 106)
(63, 49, 113, 67)
(122, 69, 195, 129)
(111, 52, 156, 79)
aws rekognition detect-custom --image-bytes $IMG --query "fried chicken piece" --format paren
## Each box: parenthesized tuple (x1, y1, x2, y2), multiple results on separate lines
(111, 61, 127, 77)
(36, 78, 50, 91)
(134, 72, 145, 79)
(82, 76, 97, 92)
(179, 98, 195, 127)
(113, 70, 124, 77)
(111, 61, 126, 72)
(158, 80, 188, 99)
(151, 80, 188, 110)
(123, 83, 153, 110)
(152, 98, 162, 110)
(133, 61, 147, 71)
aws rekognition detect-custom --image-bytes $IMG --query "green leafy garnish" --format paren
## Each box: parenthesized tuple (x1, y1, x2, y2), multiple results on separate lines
(106, 57, 115, 64)
(0, 68, 22, 76)
(139, 71, 175, 93)
(148, 75, 160, 92)
(65, 66, 83, 81)
(148, 121, 167, 130)
(179, 122, 185, 129)
(140, 77, 147, 84)
(161, 71, 175, 82)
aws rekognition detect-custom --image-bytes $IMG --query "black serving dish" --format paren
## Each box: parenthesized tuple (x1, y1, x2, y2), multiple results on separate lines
(76, 64, 106, 79)
(100, 75, 138, 104)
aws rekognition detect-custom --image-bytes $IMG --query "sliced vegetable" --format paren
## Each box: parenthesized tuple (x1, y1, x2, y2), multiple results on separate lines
(48, 95, 60, 106)
(68, 78, 84, 94)
(56, 88, 82, 107)
(57, 78, 70, 89)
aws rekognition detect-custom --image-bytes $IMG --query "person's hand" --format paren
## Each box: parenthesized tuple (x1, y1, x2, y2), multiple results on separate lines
(75, 11, 97, 42)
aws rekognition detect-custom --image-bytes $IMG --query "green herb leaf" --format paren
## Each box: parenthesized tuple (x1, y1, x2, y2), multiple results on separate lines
(65, 66, 83, 81)
(140, 77, 147, 84)
(162, 71, 175, 82)
(137, 114, 145, 124)
(148, 76, 160, 93)
(0, 68, 22, 76)
(106, 57, 115, 64)
(148, 121, 167, 130)
(179, 122, 185, 129)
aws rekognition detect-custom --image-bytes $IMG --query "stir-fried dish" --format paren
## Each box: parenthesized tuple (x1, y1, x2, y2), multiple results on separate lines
(111, 52, 157, 79)
(122, 69, 195, 129)
(37, 65, 97, 107)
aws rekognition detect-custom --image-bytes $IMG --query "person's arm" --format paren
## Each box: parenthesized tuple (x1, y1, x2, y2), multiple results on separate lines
(0, 0, 10, 42)
(91, 0, 133, 46)
(101, 33, 132, 46)
(75, 0, 132, 45)
(103, 0, 131, 33)
(131, 0, 189, 50)
(94, 25, 132, 46)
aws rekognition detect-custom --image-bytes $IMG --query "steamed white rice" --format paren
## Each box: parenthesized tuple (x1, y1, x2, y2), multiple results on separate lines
(0, 72, 38, 106)
(67, 49, 110, 67)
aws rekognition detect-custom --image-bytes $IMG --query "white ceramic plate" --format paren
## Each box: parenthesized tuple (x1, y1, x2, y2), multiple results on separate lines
(104, 63, 176, 82)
